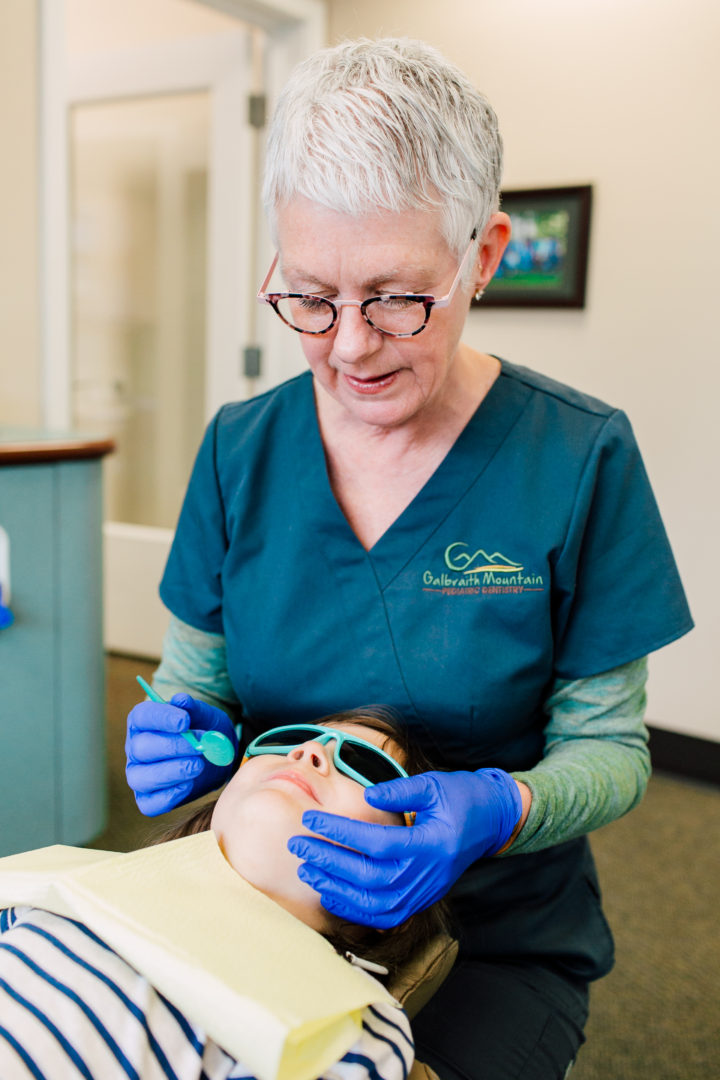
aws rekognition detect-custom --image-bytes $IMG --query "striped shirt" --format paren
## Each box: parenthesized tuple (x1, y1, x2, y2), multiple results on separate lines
(0, 907, 414, 1080)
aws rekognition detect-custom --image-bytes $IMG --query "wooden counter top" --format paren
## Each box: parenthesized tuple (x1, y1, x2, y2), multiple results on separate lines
(0, 428, 115, 465)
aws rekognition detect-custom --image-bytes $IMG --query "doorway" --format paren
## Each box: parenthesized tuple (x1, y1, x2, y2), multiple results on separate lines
(41, 0, 323, 656)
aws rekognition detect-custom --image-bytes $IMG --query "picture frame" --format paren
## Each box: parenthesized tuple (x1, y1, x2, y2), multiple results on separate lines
(479, 184, 592, 308)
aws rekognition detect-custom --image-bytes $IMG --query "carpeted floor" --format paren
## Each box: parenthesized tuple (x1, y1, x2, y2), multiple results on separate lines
(96, 654, 720, 1079)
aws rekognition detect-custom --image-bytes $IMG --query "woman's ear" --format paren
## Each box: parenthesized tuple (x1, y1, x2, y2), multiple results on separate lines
(474, 212, 512, 292)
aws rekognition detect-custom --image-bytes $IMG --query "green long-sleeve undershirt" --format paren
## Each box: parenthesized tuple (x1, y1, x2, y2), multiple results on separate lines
(151, 613, 650, 855)
(507, 656, 649, 854)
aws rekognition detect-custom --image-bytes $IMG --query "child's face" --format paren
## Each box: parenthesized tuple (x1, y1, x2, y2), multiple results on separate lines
(211, 721, 405, 930)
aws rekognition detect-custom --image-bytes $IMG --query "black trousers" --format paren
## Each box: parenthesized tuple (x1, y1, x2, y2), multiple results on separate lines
(411, 958, 589, 1080)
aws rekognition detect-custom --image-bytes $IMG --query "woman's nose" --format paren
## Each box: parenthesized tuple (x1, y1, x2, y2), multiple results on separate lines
(288, 740, 333, 773)
(331, 304, 382, 366)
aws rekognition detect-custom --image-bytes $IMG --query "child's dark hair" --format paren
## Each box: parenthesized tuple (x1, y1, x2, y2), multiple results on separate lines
(153, 706, 450, 982)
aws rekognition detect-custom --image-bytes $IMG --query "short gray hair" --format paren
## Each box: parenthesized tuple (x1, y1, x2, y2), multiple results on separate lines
(262, 38, 503, 257)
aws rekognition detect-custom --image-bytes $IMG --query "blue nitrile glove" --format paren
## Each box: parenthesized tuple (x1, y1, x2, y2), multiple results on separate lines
(125, 693, 238, 816)
(288, 768, 522, 928)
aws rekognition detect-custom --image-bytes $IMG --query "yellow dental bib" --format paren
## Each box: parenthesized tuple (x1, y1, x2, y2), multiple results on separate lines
(0, 832, 395, 1080)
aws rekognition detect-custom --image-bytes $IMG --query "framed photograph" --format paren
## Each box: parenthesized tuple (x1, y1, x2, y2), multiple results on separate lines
(479, 185, 592, 308)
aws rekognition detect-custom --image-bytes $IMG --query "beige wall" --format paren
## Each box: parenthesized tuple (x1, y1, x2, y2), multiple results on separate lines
(329, 0, 719, 740)
(0, 0, 41, 425)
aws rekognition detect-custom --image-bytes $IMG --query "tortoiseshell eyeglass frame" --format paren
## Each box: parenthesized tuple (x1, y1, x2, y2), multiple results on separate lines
(256, 229, 478, 338)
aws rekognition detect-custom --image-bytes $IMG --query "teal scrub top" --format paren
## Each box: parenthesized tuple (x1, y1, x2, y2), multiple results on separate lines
(160, 360, 692, 979)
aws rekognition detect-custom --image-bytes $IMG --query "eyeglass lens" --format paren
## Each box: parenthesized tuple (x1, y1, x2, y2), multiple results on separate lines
(274, 295, 427, 336)
(251, 727, 402, 784)
(337, 742, 402, 784)
(253, 727, 322, 748)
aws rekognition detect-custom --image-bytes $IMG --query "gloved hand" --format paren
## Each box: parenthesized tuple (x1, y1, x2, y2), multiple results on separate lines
(288, 768, 522, 928)
(126, 693, 238, 816)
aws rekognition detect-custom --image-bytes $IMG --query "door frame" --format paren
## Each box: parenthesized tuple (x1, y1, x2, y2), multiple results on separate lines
(39, 0, 325, 428)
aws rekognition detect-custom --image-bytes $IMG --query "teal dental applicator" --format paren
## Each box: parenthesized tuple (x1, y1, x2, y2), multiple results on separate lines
(135, 675, 236, 767)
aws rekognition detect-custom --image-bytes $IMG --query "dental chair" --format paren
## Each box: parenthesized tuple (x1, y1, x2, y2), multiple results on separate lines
(387, 931, 458, 1080)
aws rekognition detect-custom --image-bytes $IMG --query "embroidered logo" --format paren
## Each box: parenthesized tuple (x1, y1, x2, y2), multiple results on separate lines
(421, 543, 545, 596)
(444, 543, 523, 574)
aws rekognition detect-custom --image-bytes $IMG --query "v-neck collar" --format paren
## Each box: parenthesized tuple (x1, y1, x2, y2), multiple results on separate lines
(294, 360, 532, 588)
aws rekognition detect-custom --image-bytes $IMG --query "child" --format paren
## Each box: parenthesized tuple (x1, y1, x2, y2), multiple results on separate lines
(0, 708, 448, 1080)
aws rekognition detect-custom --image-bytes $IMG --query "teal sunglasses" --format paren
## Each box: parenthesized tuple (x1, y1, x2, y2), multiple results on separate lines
(242, 723, 414, 824)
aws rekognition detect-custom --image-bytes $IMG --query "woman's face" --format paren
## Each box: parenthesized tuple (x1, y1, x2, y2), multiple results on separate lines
(274, 198, 504, 432)
(211, 722, 405, 930)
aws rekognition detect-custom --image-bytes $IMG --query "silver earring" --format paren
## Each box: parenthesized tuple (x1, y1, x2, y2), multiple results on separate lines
(474, 288, 484, 302)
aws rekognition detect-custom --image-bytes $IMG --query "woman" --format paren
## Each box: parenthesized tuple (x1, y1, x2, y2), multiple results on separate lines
(125, 38, 693, 1080)
(0, 711, 442, 1080)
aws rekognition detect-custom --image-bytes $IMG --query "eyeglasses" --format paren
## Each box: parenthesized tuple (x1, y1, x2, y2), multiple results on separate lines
(243, 724, 408, 786)
(257, 230, 478, 338)
(243, 724, 414, 826)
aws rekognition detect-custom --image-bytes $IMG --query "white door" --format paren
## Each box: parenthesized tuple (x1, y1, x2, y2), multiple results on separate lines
(41, 0, 323, 658)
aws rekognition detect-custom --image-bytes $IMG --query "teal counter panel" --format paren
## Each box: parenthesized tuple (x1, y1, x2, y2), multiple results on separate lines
(56, 459, 107, 843)
(0, 453, 108, 855)
(0, 466, 59, 853)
